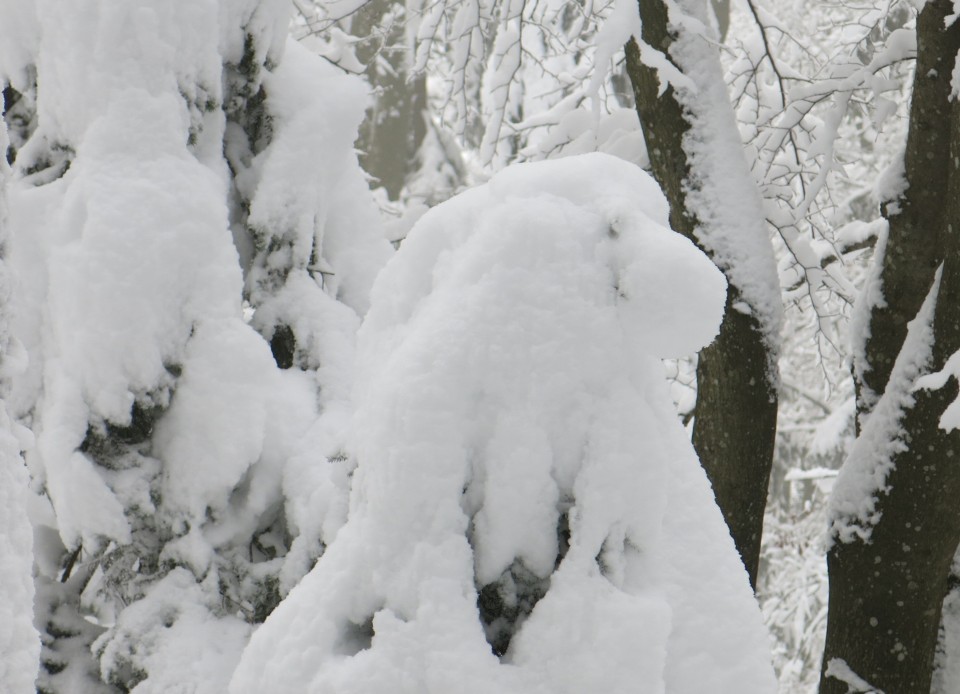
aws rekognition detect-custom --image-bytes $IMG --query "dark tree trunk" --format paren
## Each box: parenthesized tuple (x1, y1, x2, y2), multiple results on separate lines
(820, 264, 960, 694)
(624, 0, 777, 589)
(821, 2, 960, 691)
(855, 0, 960, 422)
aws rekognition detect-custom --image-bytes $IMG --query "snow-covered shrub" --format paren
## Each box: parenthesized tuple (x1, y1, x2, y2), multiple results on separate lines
(0, 1, 389, 691)
(0, 79, 39, 694)
(233, 152, 775, 694)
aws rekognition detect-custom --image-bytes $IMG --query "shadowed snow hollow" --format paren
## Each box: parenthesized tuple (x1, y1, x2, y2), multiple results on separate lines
(231, 153, 775, 694)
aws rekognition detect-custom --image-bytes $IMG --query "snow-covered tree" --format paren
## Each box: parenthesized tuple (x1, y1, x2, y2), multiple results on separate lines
(0, 1, 389, 691)
(232, 152, 775, 694)
(0, 86, 40, 694)
(11, 0, 960, 690)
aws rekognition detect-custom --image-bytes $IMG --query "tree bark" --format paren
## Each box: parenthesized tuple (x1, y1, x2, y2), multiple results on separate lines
(856, 0, 960, 419)
(821, 2, 960, 691)
(624, 0, 777, 589)
(821, 266, 960, 694)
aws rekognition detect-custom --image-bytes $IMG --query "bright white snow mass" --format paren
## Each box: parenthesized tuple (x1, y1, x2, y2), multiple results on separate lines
(0, 0, 779, 691)
(232, 152, 775, 694)
(0, 1, 389, 691)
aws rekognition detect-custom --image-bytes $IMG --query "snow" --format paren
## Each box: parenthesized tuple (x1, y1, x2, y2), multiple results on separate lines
(232, 152, 775, 694)
(93, 568, 251, 694)
(648, 0, 783, 358)
(0, 405, 39, 694)
(914, 349, 960, 432)
(587, 0, 642, 108)
(153, 319, 275, 525)
(825, 657, 883, 693)
(244, 39, 392, 318)
(829, 267, 941, 545)
(934, 566, 960, 694)
(875, 153, 908, 211)
(0, 92, 39, 694)
(1, 0, 288, 551)
(0, 1, 391, 690)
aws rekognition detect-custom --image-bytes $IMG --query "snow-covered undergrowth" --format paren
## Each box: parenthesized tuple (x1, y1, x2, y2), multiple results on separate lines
(0, 0, 780, 691)
(232, 153, 775, 693)
(0, 1, 389, 692)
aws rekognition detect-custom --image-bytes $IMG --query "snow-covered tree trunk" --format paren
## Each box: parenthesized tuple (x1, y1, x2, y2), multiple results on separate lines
(624, 0, 781, 589)
(822, 2, 960, 691)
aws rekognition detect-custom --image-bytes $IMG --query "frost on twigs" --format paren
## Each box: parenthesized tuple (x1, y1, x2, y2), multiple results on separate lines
(232, 153, 776, 694)
(725, 0, 912, 371)
(0, 407, 38, 693)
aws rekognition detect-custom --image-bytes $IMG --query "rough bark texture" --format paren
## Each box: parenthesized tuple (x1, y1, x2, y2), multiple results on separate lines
(856, 0, 960, 419)
(624, 0, 777, 589)
(352, 0, 427, 200)
(821, 3, 960, 691)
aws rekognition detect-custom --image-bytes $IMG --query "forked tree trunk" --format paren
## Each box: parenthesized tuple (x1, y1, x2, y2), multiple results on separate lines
(820, 2, 960, 691)
(624, 0, 778, 590)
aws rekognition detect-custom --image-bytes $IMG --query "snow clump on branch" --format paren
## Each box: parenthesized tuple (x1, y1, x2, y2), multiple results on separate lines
(232, 152, 776, 694)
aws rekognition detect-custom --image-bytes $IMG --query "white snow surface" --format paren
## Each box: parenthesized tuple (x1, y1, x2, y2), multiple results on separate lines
(915, 347, 960, 433)
(0, 405, 39, 694)
(232, 153, 775, 694)
(0, 0, 296, 550)
(0, 83, 39, 694)
(93, 568, 251, 694)
(1, 0, 388, 555)
(243, 39, 392, 318)
(0, 2, 390, 690)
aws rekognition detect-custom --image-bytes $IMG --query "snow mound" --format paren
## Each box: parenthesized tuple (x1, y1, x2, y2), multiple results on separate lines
(232, 153, 775, 693)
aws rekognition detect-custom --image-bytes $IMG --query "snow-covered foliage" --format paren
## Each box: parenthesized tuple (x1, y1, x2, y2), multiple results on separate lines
(232, 152, 775, 694)
(0, 405, 37, 693)
(0, 0, 388, 691)
(0, 83, 39, 694)
(759, 476, 832, 694)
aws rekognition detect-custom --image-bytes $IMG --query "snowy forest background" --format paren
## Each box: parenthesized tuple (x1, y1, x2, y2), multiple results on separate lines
(1, 0, 956, 692)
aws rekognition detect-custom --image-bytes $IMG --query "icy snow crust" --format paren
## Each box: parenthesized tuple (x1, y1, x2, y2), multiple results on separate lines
(233, 153, 776, 694)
